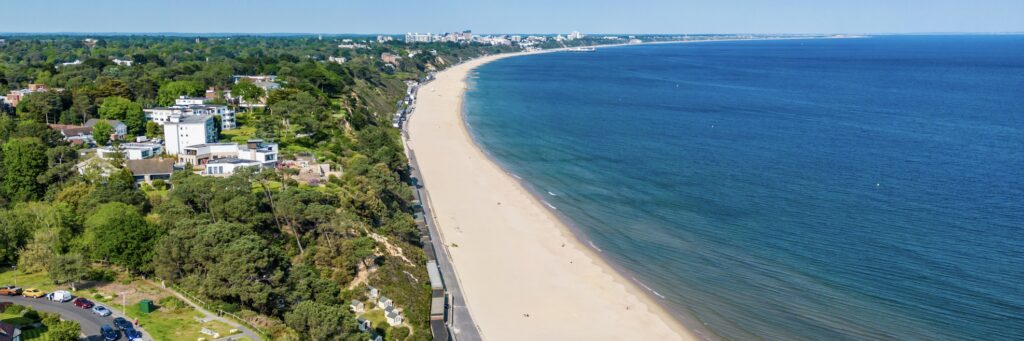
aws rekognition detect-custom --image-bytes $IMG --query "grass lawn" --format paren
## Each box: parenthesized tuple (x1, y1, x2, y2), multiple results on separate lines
(222, 126, 257, 144)
(19, 327, 46, 339)
(0, 312, 35, 326)
(0, 269, 57, 292)
(361, 308, 388, 330)
(90, 282, 242, 341)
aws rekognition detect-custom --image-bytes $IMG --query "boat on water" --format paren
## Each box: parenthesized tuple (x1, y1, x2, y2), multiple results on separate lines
(566, 47, 596, 52)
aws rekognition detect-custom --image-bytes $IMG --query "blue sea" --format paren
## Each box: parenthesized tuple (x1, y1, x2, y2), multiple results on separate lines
(463, 36, 1024, 340)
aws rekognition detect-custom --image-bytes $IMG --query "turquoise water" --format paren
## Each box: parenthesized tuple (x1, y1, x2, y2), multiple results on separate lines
(464, 36, 1024, 340)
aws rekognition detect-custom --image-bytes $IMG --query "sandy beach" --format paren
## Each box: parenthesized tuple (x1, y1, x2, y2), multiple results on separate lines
(406, 51, 696, 340)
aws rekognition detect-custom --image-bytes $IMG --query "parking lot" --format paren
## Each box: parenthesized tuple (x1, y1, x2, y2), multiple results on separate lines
(2, 293, 146, 340)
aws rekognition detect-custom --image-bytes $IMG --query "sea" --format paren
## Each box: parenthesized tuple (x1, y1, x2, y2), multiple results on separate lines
(463, 36, 1024, 340)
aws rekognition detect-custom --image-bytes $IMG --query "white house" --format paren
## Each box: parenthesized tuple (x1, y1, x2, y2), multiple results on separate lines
(178, 140, 278, 169)
(385, 308, 403, 326)
(202, 158, 262, 176)
(368, 286, 379, 299)
(96, 142, 163, 160)
(377, 296, 393, 310)
(112, 58, 133, 67)
(85, 119, 128, 140)
(163, 115, 216, 156)
(350, 300, 365, 314)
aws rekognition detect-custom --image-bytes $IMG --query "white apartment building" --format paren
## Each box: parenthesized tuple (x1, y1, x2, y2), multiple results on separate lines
(96, 142, 163, 160)
(144, 96, 236, 130)
(181, 139, 279, 176)
(568, 31, 584, 40)
(405, 33, 432, 43)
(163, 115, 216, 156)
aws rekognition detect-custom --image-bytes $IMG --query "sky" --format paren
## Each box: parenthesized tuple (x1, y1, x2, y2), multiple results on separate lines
(1, 0, 1022, 34)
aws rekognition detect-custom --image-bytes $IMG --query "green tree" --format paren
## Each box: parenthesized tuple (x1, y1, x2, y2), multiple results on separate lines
(46, 320, 82, 341)
(232, 81, 265, 112)
(157, 80, 204, 106)
(92, 120, 112, 146)
(83, 202, 161, 272)
(98, 96, 145, 135)
(145, 121, 163, 139)
(284, 301, 360, 340)
(16, 91, 64, 124)
(1, 137, 48, 202)
(48, 251, 87, 290)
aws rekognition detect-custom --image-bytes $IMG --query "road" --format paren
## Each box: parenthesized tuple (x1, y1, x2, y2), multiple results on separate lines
(1, 294, 149, 341)
(406, 147, 483, 341)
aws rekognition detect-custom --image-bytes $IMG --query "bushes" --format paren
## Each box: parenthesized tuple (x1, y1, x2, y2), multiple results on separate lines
(158, 296, 188, 311)
(4, 303, 26, 315)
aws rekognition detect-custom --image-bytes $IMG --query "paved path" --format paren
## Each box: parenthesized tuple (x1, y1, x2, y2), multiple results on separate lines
(1, 294, 151, 341)
(143, 280, 262, 341)
(406, 147, 483, 341)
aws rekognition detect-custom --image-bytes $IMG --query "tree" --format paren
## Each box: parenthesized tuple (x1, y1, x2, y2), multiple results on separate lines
(92, 120, 113, 146)
(69, 92, 96, 124)
(83, 202, 160, 272)
(39, 145, 79, 187)
(232, 81, 265, 112)
(46, 320, 81, 341)
(157, 80, 204, 106)
(284, 301, 360, 340)
(98, 96, 145, 135)
(1, 137, 48, 202)
(145, 121, 163, 139)
(48, 252, 87, 290)
(16, 91, 64, 124)
(18, 227, 63, 273)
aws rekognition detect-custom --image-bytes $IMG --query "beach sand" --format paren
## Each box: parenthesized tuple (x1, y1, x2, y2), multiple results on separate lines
(406, 52, 696, 340)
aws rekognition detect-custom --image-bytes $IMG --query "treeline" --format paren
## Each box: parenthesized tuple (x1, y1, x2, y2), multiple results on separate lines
(0, 35, 513, 340)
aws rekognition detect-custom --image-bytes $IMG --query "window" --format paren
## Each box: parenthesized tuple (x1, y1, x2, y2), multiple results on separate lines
(265, 154, 276, 161)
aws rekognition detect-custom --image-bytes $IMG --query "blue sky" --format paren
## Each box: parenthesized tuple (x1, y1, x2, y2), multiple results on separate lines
(1, 0, 1022, 34)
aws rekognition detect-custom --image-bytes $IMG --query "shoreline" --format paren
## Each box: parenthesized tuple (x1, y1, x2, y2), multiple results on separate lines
(406, 36, 857, 340)
(407, 48, 696, 340)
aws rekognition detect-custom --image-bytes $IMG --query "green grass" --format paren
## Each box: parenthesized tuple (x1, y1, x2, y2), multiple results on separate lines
(222, 126, 257, 144)
(0, 269, 57, 292)
(360, 308, 388, 330)
(0, 312, 35, 327)
(18, 326, 45, 340)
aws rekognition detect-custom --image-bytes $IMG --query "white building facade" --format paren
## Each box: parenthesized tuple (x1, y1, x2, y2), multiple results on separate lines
(163, 115, 217, 156)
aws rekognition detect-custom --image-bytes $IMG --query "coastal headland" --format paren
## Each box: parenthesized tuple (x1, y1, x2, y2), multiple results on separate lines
(405, 49, 697, 340)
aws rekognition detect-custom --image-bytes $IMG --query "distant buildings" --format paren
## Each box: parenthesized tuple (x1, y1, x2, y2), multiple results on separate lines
(112, 58, 134, 67)
(376, 35, 394, 43)
(568, 31, 584, 40)
(5, 84, 48, 107)
(380, 53, 401, 66)
(338, 43, 368, 49)
(231, 75, 280, 108)
(163, 115, 217, 156)
(328, 56, 347, 64)
(49, 124, 93, 145)
(405, 33, 432, 43)
(59, 59, 83, 68)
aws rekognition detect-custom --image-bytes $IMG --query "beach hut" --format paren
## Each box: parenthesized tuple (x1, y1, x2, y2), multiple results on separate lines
(368, 286, 380, 299)
(377, 296, 393, 309)
(350, 300, 365, 313)
(357, 318, 371, 332)
(386, 310, 404, 326)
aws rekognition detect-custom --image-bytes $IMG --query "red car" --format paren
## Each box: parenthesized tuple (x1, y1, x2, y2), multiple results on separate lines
(72, 297, 94, 309)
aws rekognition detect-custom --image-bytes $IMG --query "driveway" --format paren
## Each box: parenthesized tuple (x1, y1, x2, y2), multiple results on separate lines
(1, 294, 149, 341)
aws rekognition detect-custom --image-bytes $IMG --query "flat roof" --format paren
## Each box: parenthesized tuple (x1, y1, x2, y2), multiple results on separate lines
(207, 158, 260, 165)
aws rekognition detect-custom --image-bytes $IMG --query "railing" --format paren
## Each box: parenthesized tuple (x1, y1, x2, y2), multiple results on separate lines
(160, 281, 271, 341)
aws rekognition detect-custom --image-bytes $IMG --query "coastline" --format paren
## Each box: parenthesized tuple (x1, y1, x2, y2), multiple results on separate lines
(406, 49, 697, 340)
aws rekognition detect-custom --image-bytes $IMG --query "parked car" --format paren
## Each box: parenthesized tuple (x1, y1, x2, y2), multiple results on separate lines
(92, 305, 112, 316)
(22, 288, 45, 298)
(123, 326, 143, 341)
(0, 286, 21, 296)
(73, 297, 94, 309)
(100, 324, 120, 341)
(49, 290, 73, 302)
(113, 317, 133, 331)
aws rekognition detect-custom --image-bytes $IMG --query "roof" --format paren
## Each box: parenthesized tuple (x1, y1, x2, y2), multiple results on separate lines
(387, 310, 401, 318)
(379, 296, 391, 302)
(207, 158, 260, 165)
(49, 124, 92, 136)
(0, 321, 21, 341)
(126, 158, 175, 175)
(85, 118, 125, 128)
(166, 115, 212, 124)
(350, 300, 363, 306)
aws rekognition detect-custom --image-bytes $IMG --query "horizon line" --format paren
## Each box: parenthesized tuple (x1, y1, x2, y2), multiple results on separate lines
(1, 31, 1022, 37)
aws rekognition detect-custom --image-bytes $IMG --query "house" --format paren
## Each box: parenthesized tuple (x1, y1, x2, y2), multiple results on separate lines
(328, 56, 346, 64)
(356, 318, 371, 332)
(179, 140, 278, 170)
(5, 84, 48, 107)
(76, 156, 117, 178)
(231, 76, 280, 108)
(163, 115, 216, 155)
(84, 119, 128, 140)
(385, 308, 403, 326)
(96, 142, 163, 160)
(112, 58, 133, 67)
(368, 286, 380, 299)
(381, 53, 401, 65)
(283, 153, 339, 185)
(126, 158, 175, 184)
(0, 321, 21, 341)
(350, 300, 365, 314)
(49, 124, 94, 145)
(202, 158, 262, 176)
(377, 296, 393, 310)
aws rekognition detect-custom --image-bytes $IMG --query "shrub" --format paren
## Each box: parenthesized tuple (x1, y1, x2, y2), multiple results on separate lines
(151, 179, 167, 190)
(4, 304, 25, 314)
(158, 296, 188, 311)
(22, 309, 40, 322)
(41, 311, 61, 326)
(86, 268, 118, 282)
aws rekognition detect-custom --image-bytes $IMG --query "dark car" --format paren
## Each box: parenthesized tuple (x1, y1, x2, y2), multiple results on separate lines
(123, 326, 143, 341)
(100, 324, 120, 341)
(113, 317, 133, 331)
(72, 297, 94, 309)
